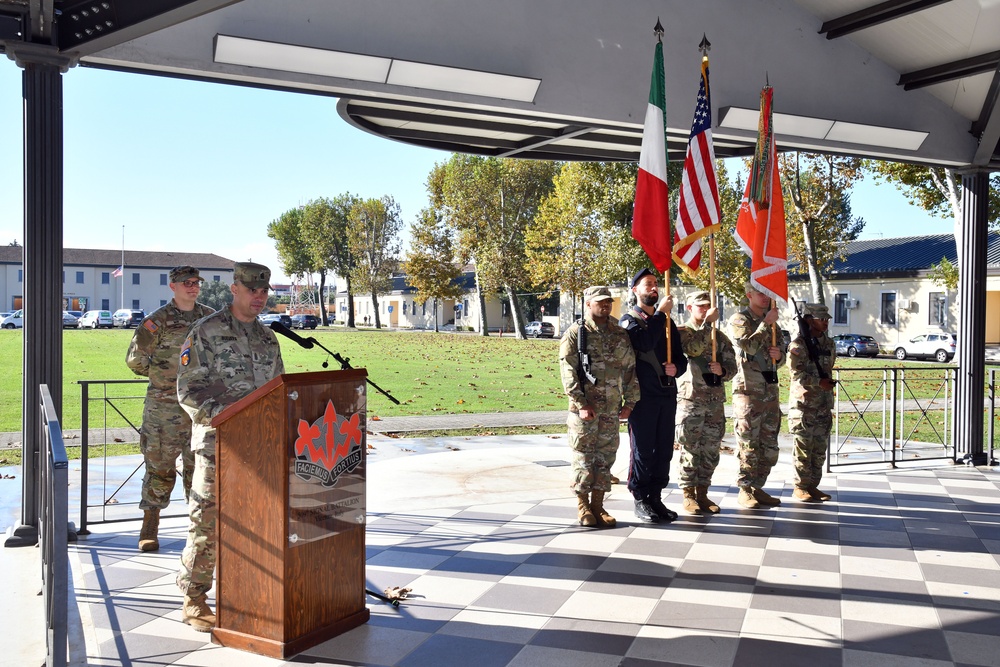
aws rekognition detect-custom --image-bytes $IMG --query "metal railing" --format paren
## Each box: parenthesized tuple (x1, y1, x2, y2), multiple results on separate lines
(76, 379, 186, 532)
(828, 365, 956, 470)
(39, 384, 70, 667)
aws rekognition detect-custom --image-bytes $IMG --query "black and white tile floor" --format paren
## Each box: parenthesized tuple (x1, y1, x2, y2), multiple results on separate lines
(11, 433, 1000, 666)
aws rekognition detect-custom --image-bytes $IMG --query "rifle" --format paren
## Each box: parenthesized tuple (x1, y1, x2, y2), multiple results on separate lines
(576, 319, 597, 386)
(792, 304, 834, 385)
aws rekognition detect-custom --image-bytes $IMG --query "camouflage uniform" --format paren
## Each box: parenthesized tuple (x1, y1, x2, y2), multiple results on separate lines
(788, 318, 836, 489)
(559, 315, 640, 495)
(126, 300, 214, 510)
(175, 305, 284, 597)
(676, 318, 736, 489)
(729, 306, 786, 492)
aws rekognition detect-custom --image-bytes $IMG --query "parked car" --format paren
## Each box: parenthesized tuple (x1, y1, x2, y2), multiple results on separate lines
(832, 333, 880, 358)
(62, 311, 79, 328)
(290, 314, 320, 330)
(525, 321, 555, 338)
(112, 309, 145, 329)
(67, 310, 83, 320)
(78, 310, 113, 329)
(1, 309, 23, 329)
(259, 313, 293, 328)
(894, 333, 957, 363)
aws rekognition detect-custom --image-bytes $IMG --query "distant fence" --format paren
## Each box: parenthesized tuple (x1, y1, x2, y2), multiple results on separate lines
(987, 366, 1000, 466)
(828, 366, 956, 470)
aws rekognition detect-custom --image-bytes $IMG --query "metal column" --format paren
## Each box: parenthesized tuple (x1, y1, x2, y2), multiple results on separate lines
(4, 44, 75, 548)
(954, 170, 989, 466)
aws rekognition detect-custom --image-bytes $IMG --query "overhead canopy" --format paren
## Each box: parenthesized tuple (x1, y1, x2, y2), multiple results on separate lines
(1, 0, 998, 167)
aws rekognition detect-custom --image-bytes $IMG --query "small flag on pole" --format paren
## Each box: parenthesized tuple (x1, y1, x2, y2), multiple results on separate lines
(734, 86, 788, 305)
(112, 266, 123, 278)
(673, 53, 721, 274)
(631, 23, 672, 274)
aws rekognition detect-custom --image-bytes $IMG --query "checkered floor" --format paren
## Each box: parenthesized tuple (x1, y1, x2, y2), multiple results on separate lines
(64, 439, 1000, 667)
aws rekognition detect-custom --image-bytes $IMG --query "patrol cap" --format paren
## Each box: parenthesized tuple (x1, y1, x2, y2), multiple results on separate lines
(744, 280, 762, 295)
(686, 290, 711, 306)
(584, 286, 613, 302)
(803, 302, 831, 319)
(169, 266, 203, 284)
(630, 267, 655, 289)
(233, 262, 272, 290)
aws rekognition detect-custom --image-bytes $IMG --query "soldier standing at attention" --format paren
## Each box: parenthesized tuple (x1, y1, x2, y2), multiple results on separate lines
(620, 268, 687, 523)
(559, 286, 640, 528)
(729, 281, 786, 509)
(126, 266, 214, 552)
(175, 262, 284, 632)
(788, 303, 836, 502)
(676, 291, 736, 514)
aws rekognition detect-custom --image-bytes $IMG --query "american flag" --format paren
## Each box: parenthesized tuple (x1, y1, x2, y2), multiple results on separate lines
(112, 266, 123, 278)
(673, 59, 721, 274)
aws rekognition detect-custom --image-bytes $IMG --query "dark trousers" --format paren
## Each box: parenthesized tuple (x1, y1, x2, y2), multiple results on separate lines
(627, 396, 676, 500)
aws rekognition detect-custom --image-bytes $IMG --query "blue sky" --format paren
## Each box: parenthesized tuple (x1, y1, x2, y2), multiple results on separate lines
(0, 62, 950, 284)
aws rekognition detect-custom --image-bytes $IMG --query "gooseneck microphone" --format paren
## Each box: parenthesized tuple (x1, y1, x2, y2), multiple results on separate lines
(269, 321, 314, 349)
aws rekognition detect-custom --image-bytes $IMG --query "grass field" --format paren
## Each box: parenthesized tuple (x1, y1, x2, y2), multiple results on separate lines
(0, 327, 968, 438)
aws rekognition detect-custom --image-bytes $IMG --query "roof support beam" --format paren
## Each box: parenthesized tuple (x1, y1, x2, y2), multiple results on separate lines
(898, 50, 1000, 90)
(820, 0, 951, 40)
(498, 125, 593, 158)
(972, 65, 1000, 167)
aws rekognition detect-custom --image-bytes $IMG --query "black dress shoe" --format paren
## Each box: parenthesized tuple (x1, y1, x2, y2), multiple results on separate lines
(634, 499, 661, 523)
(649, 497, 677, 522)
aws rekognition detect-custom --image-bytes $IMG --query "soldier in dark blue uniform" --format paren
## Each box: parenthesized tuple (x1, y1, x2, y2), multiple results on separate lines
(620, 268, 688, 523)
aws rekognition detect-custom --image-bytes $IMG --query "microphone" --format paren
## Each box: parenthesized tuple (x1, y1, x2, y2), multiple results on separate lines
(269, 321, 314, 349)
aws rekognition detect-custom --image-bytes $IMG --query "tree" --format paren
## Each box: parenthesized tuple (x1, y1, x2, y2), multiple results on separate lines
(866, 161, 1000, 280)
(779, 153, 865, 303)
(429, 155, 558, 338)
(402, 208, 464, 332)
(301, 194, 357, 326)
(346, 195, 403, 329)
(267, 207, 315, 278)
(525, 163, 616, 309)
(198, 280, 233, 311)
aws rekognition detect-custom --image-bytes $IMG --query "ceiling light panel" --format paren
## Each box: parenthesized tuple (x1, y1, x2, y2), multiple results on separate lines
(214, 35, 390, 82)
(387, 60, 540, 102)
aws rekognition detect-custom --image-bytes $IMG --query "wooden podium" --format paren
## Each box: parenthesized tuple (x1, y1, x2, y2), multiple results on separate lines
(210, 369, 370, 658)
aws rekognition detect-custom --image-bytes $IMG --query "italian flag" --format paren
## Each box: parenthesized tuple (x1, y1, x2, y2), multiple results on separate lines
(632, 39, 672, 274)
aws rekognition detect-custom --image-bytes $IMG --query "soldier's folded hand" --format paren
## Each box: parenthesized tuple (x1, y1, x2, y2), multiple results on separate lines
(657, 295, 674, 313)
(579, 405, 596, 421)
(708, 361, 723, 376)
(705, 307, 719, 323)
(767, 346, 781, 362)
(763, 308, 780, 325)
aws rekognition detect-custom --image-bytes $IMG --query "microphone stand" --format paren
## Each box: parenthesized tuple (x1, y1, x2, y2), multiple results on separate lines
(270, 322, 401, 405)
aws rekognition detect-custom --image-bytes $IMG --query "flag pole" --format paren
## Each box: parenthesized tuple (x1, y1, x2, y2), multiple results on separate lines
(120, 225, 124, 311)
(709, 232, 718, 362)
(657, 20, 673, 365)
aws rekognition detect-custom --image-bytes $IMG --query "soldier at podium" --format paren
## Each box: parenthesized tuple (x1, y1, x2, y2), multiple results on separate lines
(175, 261, 285, 632)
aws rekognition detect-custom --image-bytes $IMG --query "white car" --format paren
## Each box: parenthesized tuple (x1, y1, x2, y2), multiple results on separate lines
(894, 333, 957, 363)
(77, 310, 113, 329)
(1, 309, 23, 329)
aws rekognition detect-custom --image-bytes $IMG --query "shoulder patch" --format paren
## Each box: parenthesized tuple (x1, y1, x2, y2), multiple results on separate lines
(180, 339, 191, 367)
(143, 319, 158, 334)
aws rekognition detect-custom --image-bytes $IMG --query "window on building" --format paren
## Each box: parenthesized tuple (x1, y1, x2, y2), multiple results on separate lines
(213, 275, 221, 282)
(101, 299, 110, 310)
(62, 271, 65, 283)
(160, 273, 168, 286)
(464, 299, 469, 312)
(930, 292, 947, 328)
(76, 271, 84, 284)
(101, 272, 109, 284)
(833, 293, 849, 326)
(403, 301, 408, 315)
(132, 299, 140, 309)
(880, 292, 897, 325)
(17, 269, 22, 282)
(160, 300, 167, 307)
(422, 301, 427, 316)
(132, 273, 140, 285)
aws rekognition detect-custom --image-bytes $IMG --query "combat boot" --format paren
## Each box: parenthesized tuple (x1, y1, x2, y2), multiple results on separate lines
(577, 493, 597, 527)
(753, 487, 782, 506)
(696, 485, 721, 514)
(182, 594, 216, 632)
(590, 490, 616, 527)
(737, 487, 760, 509)
(793, 486, 821, 502)
(138, 508, 160, 552)
(809, 486, 832, 501)
(681, 487, 701, 515)
(633, 498, 660, 523)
